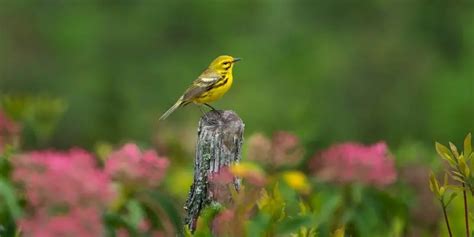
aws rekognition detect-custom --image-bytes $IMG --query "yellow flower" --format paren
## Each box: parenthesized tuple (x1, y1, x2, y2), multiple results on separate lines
(230, 162, 261, 176)
(229, 162, 266, 186)
(282, 171, 310, 193)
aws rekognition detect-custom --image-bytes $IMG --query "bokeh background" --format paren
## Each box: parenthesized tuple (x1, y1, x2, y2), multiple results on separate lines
(1, 1, 472, 149)
(0, 1, 473, 236)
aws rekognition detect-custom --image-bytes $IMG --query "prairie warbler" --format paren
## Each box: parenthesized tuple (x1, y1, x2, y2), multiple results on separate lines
(159, 55, 241, 120)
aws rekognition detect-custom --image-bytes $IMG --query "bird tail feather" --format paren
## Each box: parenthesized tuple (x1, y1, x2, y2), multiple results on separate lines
(159, 98, 184, 120)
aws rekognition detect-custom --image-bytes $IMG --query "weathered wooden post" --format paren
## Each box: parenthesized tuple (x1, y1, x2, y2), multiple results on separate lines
(184, 110, 244, 232)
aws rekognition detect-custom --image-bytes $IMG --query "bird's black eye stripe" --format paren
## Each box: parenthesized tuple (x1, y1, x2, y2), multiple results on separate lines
(223, 61, 231, 69)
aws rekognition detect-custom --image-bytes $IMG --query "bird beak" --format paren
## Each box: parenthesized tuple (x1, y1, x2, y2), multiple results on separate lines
(232, 58, 242, 63)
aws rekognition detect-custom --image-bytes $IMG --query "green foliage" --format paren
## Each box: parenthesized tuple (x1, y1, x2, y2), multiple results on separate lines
(102, 179, 183, 236)
(190, 202, 222, 237)
(139, 190, 184, 236)
(257, 184, 286, 224)
(434, 133, 474, 194)
(1, 1, 472, 149)
(0, 151, 21, 237)
(1, 95, 67, 147)
(431, 133, 473, 237)
(429, 172, 457, 207)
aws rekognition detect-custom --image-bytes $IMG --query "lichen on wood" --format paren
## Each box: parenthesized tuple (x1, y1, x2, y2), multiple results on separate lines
(184, 110, 244, 232)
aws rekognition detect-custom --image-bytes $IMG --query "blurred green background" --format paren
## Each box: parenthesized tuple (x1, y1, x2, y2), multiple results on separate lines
(0, 1, 473, 150)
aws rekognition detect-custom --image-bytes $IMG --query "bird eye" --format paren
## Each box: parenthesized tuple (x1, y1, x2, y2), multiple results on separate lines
(223, 62, 230, 65)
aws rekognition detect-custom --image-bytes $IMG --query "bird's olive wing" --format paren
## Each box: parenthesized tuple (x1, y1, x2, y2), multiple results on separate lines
(182, 69, 221, 101)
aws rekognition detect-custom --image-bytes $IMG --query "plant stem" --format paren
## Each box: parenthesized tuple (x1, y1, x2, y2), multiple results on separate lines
(463, 183, 470, 237)
(442, 202, 453, 237)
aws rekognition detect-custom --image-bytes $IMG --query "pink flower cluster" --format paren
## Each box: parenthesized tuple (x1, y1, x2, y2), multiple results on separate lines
(19, 208, 103, 237)
(13, 149, 113, 237)
(212, 209, 237, 236)
(0, 111, 21, 152)
(105, 143, 169, 188)
(247, 131, 304, 167)
(11, 144, 171, 236)
(311, 142, 397, 187)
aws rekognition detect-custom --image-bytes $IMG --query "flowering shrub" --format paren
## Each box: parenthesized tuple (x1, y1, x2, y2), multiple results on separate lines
(8, 143, 174, 237)
(281, 170, 310, 194)
(102, 143, 176, 236)
(105, 143, 169, 189)
(13, 149, 113, 237)
(0, 105, 464, 237)
(247, 131, 304, 168)
(311, 142, 397, 187)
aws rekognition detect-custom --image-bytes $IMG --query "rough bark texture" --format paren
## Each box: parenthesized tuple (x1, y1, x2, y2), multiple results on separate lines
(184, 110, 244, 232)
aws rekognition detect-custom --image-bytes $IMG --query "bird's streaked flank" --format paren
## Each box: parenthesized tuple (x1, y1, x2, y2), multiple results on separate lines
(159, 55, 241, 120)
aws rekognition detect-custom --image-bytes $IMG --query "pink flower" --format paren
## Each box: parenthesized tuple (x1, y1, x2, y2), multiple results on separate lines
(310, 142, 397, 187)
(19, 207, 103, 237)
(209, 167, 235, 185)
(208, 167, 240, 204)
(212, 209, 237, 237)
(13, 149, 113, 237)
(248, 131, 304, 168)
(105, 143, 169, 189)
(0, 111, 21, 152)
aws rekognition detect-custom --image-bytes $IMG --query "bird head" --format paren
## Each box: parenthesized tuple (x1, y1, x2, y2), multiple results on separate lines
(209, 55, 241, 73)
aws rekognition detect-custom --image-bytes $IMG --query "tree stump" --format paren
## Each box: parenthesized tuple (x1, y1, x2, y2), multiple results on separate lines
(184, 110, 245, 232)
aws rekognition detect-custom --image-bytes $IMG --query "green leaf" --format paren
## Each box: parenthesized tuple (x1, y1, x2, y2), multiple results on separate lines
(246, 213, 271, 237)
(312, 193, 342, 226)
(0, 179, 22, 219)
(459, 156, 470, 177)
(446, 185, 464, 192)
(125, 200, 144, 228)
(429, 172, 440, 197)
(102, 212, 140, 236)
(276, 215, 314, 235)
(298, 200, 310, 215)
(193, 204, 221, 237)
(445, 192, 458, 207)
(184, 225, 193, 237)
(465, 133, 472, 157)
(439, 186, 446, 197)
(469, 153, 474, 172)
(467, 152, 474, 162)
(290, 227, 318, 237)
(154, 192, 184, 233)
(451, 175, 465, 184)
(451, 170, 464, 178)
(139, 191, 184, 236)
(435, 142, 456, 166)
(449, 142, 460, 159)
(258, 184, 286, 222)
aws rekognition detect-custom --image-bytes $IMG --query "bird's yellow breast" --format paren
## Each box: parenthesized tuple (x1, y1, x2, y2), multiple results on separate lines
(193, 74, 233, 104)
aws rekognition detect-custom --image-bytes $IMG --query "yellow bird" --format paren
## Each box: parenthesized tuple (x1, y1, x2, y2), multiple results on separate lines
(159, 55, 241, 120)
